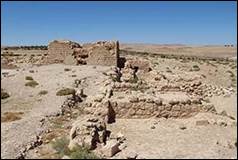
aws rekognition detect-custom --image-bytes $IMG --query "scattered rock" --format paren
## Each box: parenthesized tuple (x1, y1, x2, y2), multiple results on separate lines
(125, 151, 138, 159)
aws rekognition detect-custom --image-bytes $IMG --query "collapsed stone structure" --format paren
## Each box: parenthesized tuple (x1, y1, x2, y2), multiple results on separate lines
(47, 40, 119, 66)
(58, 56, 236, 158)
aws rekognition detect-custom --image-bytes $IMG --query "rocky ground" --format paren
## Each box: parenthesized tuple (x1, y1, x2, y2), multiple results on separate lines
(1, 46, 237, 159)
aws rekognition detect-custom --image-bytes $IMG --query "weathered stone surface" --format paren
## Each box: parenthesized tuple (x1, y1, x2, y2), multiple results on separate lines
(48, 40, 81, 64)
(48, 40, 119, 66)
(101, 139, 120, 157)
(69, 116, 108, 150)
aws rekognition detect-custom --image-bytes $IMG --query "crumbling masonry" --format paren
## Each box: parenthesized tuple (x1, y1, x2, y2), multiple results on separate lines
(47, 40, 119, 66)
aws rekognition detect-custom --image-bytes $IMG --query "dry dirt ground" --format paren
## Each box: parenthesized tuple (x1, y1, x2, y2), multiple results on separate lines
(1, 45, 237, 159)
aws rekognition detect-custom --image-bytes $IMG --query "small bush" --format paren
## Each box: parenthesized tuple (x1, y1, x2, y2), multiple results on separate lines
(102, 72, 107, 76)
(56, 88, 75, 96)
(193, 65, 199, 68)
(51, 137, 99, 159)
(25, 76, 34, 80)
(52, 137, 71, 157)
(69, 146, 99, 159)
(25, 80, 39, 87)
(191, 65, 200, 71)
(64, 68, 71, 72)
(1, 89, 10, 99)
(39, 90, 48, 95)
(1, 111, 24, 122)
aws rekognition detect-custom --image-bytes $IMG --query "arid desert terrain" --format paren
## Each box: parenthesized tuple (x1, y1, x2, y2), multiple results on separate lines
(1, 42, 237, 159)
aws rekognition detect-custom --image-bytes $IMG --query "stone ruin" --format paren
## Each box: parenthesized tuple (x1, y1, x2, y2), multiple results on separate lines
(47, 40, 119, 66)
(52, 42, 236, 158)
(57, 56, 235, 158)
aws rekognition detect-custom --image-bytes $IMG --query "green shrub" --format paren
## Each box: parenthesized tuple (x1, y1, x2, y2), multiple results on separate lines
(39, 90, 48, 95)
(51, 137, 100, 159)
(69, 146, 99, 159)
(25, 76, 34, 80)
(51, 137, 71, 157)
(25, 80, 39, 87)
(56, 88, 75, 96)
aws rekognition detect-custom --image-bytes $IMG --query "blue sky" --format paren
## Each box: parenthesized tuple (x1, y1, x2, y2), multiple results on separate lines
(1, 1, 237, 46)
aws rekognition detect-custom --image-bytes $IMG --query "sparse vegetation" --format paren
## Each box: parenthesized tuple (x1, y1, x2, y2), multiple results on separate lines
(39, 90, 48, 95)
(25, 80, 39, 87)
(1, 89, 10, 99)
(64, 68, 71, 72)
(25, 76, 34, 80)
(191, 65, 200, 71)
(56, 88, 76, 96)
(102, 72, 107, 76)
(1, 112, 24, 122)
(51, 137, 99, 159)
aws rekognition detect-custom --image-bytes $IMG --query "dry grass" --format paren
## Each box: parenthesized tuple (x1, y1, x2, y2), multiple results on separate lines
(64, 68, 71, 72)
(56, 88, 76, 96)
(25, 76, 34, 80)
(1, 111, 24, 122)
(1, 89, 10, 99)
(25, 80, 39, 87)
(39, 90, 48, 95)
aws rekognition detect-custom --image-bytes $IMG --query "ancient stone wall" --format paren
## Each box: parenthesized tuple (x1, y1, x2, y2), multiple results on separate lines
(81, 41, 119, 66)
(47, 40, 81, 64)
(83, 96, 216, 119)
(47, 40, 119, 66)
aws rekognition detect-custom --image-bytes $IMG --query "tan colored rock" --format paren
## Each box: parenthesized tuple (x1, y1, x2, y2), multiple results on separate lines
(101, 139, 120, 157)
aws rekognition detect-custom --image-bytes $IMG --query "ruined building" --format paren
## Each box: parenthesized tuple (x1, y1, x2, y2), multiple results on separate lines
(47, 40, 120, 66)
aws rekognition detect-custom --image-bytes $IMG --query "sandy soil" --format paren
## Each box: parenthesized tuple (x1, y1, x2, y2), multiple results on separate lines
(1, 46, 237, 159)
(1, 64, 110, 159)
(121, 44, 237, 59)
